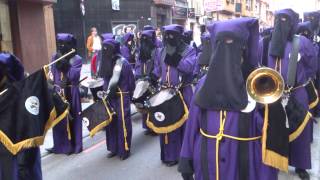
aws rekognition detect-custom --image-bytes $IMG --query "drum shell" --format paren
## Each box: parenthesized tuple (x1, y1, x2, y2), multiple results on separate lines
(146, 91, 186, 133)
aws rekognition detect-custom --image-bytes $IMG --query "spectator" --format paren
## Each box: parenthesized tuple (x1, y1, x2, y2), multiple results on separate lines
(86, 27, 102, 62)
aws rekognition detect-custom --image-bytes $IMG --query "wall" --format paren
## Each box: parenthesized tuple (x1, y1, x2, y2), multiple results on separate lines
(9, 0, 55, 73)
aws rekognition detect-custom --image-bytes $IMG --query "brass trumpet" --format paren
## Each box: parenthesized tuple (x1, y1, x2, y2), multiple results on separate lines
(246, 67, 284, 104)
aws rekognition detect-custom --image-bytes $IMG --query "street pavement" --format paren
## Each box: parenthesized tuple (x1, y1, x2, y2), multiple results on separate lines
(41, 64, 320, 180)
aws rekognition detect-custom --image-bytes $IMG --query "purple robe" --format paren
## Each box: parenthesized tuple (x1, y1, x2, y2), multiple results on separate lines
(179, 79, 278, 180)
(153, 46, 196, 162)
(104, 60, 135, 158)
(263, 36, 314, 169)
(52, 55, 83, 154)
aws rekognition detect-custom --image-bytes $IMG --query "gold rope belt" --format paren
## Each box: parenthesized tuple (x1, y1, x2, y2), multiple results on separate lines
(200, 111, 261, 180)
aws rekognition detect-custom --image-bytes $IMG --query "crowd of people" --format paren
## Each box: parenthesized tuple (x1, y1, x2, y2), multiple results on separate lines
(1, 7, 320, 180)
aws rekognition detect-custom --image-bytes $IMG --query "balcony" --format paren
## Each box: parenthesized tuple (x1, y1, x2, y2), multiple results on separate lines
(153, 0, 175, 6)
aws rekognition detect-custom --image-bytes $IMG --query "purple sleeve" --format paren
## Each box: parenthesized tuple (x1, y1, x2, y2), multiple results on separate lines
(178, 82, 202, 174)
(177, 48, 197, 74)
(67, 56, 82, 83)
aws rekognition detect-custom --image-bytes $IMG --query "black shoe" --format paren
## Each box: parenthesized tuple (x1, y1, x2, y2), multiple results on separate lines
(46, 148, 55, 153)
(144, 130, 152, 135)
(120, 154, 130, 160)
(165, 161, 178, 167)
(107, 152, 117, 158)
(295, 168, 310, 180)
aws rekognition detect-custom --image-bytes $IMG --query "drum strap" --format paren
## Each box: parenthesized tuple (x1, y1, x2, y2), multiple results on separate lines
(287, 35, 300, 88)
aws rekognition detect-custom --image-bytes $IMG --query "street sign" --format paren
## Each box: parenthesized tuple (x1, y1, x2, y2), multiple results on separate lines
(204, 0, 223, 12)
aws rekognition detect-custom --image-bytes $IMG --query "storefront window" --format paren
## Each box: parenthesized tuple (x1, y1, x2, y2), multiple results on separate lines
(0, 0, 13, 52)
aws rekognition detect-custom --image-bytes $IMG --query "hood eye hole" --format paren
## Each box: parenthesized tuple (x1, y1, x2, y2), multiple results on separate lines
(281, 17, 287, 21)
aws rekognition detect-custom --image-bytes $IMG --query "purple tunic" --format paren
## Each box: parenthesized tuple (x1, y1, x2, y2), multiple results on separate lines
(153, 46, 196, 162)
(104, 60, 135, 158)
(263, 36, 314, 169)
(52, 55, 83, 154)
(180, 79, 278, 180)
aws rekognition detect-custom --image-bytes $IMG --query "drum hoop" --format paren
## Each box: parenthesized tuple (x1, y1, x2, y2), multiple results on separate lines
(148, 88, 178, 107)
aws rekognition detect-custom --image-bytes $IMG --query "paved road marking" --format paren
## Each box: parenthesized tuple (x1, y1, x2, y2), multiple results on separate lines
(84, 139, 106, 154)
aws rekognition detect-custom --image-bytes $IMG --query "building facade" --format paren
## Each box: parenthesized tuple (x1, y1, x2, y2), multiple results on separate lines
(0, 0, 56, 73)
(54, 0, 153, 58)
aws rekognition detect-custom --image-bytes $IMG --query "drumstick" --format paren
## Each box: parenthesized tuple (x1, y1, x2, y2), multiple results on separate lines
(44, 49, 76, 68)
(78, 76, 88, 84)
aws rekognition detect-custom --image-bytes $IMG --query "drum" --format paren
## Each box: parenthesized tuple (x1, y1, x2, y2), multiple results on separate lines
(132, 78, 155, 111)
(81, 99, 115, 137)
(81, 77, 104, 101)
(145, 88, 188, 134)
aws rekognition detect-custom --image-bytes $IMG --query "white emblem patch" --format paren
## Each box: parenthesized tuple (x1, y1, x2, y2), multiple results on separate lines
(83, 117, 90, 127)
(154, 112, 165, 122)
(25, 96, 40, 115)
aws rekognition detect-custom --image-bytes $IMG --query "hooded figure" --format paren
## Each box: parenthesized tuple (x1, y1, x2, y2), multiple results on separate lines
(101, 39, 135, 160)
(261, 9, 316, 180)
(50, 33, 83, 154)
(258, 28, 274, 67)
(183, 30, 198, 55)
(135, 30, 159, 135)
(120, 32, 136, 66)
(297, 22, 314, 40)
(296, 21, 318, 79)
(179, 17, 278, 180)
(193, 33, 212, 81)
(152, 24, 196, 166)
(0, 53, 25, 180)
(303, 11, 320, 38)
(91, 33, 115, 77)
(143, 25, 163, 48)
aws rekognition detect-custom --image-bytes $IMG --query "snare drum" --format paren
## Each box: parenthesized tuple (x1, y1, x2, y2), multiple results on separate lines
(145, 88, 188, 134)
(132, 78, 155, 111)
(81, 77, 104, 101)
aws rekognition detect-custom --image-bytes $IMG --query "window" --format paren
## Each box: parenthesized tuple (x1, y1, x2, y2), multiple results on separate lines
(0, 0, 13, 52)
(246, 0, 252, 11)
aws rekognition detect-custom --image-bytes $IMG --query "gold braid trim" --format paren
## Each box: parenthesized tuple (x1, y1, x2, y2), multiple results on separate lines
(289, 112, 312, 142)
(0, 107, 68, 155)
(262, 105, 289, 172)
(146, 91, 189, 134)
(308, 81, 319, 109)
(89, 99, 114, 137)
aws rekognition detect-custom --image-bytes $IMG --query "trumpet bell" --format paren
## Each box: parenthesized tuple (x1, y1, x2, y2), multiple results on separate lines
(246, 67, 284, 104)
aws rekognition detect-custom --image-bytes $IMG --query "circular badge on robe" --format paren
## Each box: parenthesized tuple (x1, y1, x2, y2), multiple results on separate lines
(154, 112, 165, 122)
(25, 96, 40, 115)
(83, 117, 90, 127)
